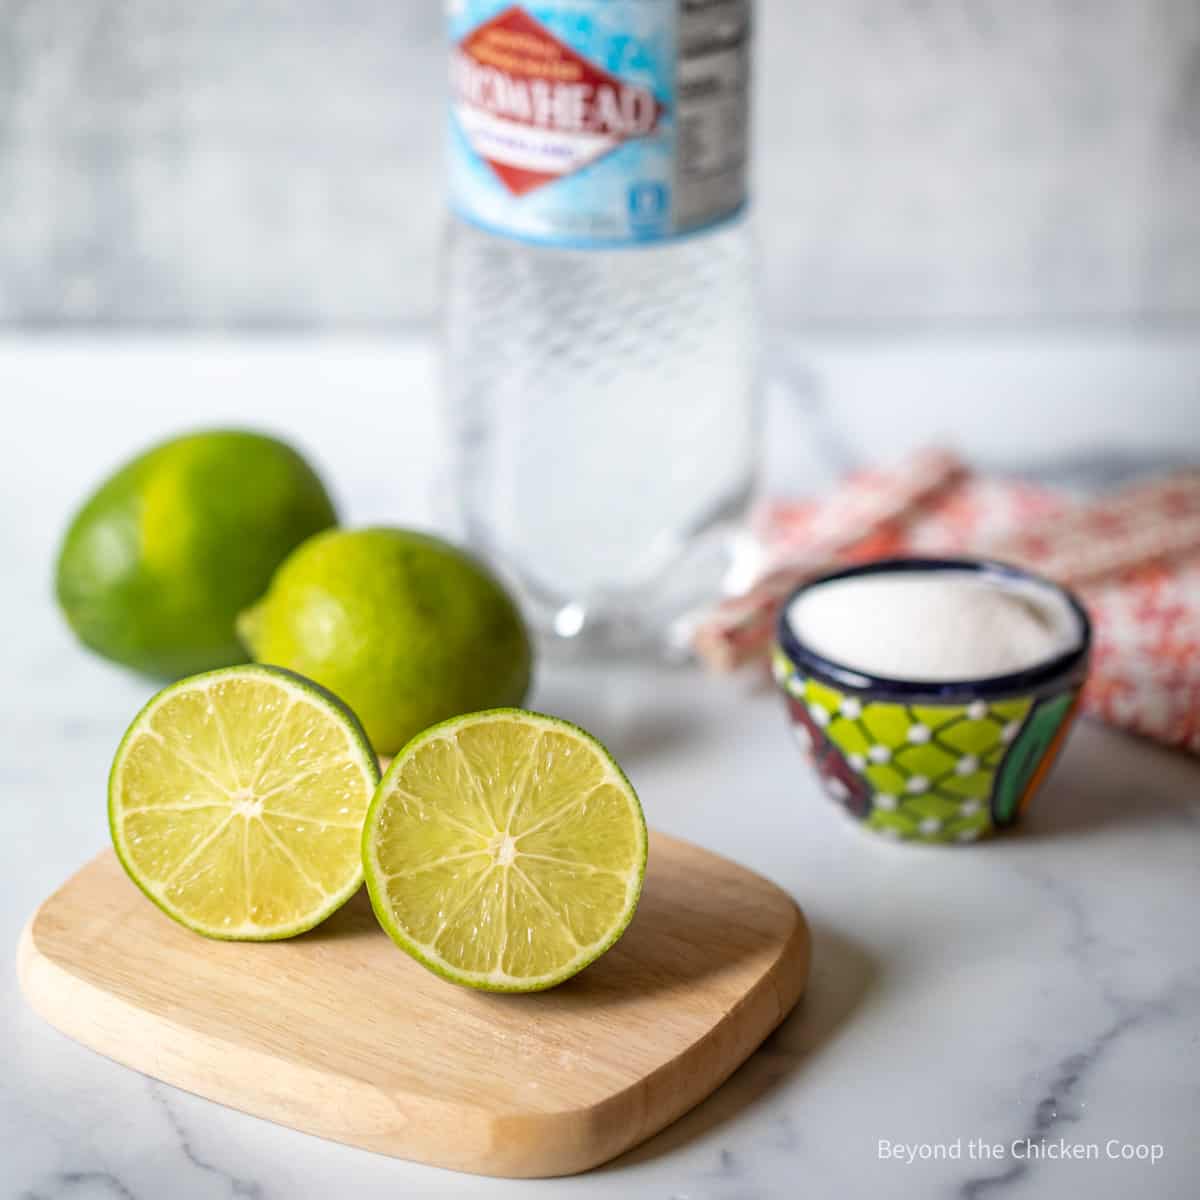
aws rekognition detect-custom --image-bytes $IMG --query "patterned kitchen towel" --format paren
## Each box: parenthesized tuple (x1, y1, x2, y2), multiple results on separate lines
(693, 451, 1200, 756)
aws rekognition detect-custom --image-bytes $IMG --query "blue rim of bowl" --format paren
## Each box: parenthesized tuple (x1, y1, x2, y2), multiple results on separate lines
(775, 556, 1093, 702)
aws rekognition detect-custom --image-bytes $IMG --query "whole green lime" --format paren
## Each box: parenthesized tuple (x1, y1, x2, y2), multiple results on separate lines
(56, 430, 338, 678)
(237, 527, 533, 755)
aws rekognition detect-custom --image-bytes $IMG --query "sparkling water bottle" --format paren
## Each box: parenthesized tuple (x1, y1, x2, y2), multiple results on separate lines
(443, 0, 759, 650)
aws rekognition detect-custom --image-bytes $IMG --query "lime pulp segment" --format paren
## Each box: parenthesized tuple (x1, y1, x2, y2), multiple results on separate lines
(363, 709, 647, 992)
(109, 665, 380, 939)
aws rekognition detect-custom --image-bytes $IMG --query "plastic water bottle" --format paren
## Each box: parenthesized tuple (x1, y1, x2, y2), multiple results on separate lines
(443, 0, 758, 651)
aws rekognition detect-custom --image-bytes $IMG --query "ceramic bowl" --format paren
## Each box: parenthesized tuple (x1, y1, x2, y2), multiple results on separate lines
(772, 557, 1091, 844)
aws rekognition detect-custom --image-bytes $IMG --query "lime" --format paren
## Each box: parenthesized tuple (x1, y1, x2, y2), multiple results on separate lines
(109, 665, 379, 940)
(238, 528, 532, 756)
(362, 709, 647, 992)
(57, 430, 337, 678)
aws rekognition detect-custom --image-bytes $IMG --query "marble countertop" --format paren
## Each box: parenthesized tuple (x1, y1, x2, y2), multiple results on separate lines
(4, 335, 1199, 1199)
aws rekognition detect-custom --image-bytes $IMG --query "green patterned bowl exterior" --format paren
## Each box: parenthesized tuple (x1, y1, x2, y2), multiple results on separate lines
(772, 559, 1091, 845)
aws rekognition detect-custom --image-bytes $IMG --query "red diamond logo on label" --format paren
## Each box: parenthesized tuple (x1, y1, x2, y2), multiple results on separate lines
(452, 6, 666, 196)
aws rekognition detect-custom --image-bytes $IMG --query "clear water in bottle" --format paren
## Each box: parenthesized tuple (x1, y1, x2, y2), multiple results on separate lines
(443, 0, 757, 650)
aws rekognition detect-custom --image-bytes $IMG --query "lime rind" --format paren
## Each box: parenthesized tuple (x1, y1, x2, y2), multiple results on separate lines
(56, 430, 337, 679)
(362, 708, 648, 993)
(234, 527, 533, 757)
(109, 664, 380, 941)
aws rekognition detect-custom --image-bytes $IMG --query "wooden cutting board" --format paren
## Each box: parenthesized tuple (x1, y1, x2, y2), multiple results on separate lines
(18, 832, 809, 1179)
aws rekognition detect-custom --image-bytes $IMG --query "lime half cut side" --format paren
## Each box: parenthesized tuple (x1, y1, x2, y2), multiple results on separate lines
(362, 709, 648, 992)
(109, 665, 380, 939)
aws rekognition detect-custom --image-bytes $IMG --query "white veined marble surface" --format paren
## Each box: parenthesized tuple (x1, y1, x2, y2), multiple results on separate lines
(3, 334, 1199, 1199)
(1, 0, 1199, 327)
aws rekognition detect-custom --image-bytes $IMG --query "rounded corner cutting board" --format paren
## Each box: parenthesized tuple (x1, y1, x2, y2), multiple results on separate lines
(17, 832, 809, 1179)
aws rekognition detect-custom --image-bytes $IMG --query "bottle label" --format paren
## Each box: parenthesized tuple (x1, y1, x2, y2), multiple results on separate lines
(447, 0, 750, 246)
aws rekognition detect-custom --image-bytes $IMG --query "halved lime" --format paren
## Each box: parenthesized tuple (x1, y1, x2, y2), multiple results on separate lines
(362, 709, 647, 992)
(109, 665, 380, 939)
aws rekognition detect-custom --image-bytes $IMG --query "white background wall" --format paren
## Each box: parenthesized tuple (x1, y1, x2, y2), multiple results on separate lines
(1, 0, 1198, 329)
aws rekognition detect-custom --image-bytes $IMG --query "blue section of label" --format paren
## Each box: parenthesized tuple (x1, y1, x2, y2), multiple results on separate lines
(447, 0, 748, 247)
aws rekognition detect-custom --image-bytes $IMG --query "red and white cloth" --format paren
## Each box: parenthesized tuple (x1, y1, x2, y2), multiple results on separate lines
(693, 450, 1200, 756)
